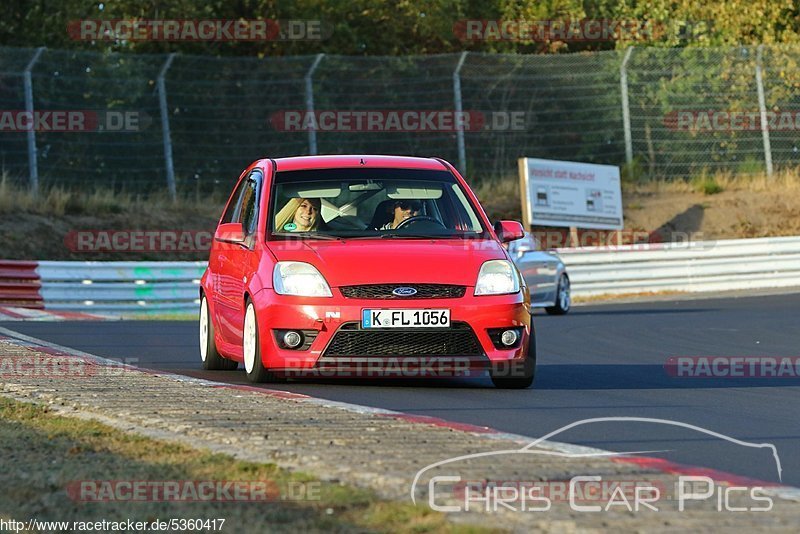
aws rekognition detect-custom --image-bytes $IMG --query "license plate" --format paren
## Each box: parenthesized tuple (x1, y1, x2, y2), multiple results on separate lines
(362, 309, 450, 328)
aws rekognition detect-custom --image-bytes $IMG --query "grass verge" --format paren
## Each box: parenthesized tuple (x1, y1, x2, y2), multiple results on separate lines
(625, 168, 800, 194)
(0, 174, 226, 217)
(3, 168, 798, 261)
(0, 396, 490, 533)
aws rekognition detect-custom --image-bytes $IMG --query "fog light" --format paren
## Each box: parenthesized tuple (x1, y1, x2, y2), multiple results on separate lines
(283, 331, 303, 348)
(500, 329, 519, 347)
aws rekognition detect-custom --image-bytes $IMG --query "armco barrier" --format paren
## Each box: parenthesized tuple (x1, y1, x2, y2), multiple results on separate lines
(37, 261, 206, 312)
(3, 235, 799, 312)
(556, 235, 800, 297)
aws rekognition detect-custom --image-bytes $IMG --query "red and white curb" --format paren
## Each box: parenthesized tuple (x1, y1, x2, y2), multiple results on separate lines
(0, 325, 798, 503)
(0, 306, 118, 322)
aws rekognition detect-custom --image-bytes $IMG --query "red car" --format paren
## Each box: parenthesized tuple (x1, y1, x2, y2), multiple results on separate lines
(199, 155, 535, 388)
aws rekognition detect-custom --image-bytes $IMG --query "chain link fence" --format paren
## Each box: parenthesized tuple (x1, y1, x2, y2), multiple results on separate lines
(1, 44, 799, 196)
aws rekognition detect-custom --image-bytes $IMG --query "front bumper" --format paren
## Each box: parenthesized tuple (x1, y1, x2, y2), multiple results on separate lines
(252, 288, 531, 372)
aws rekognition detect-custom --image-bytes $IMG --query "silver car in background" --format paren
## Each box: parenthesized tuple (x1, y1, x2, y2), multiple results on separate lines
(508, 233, 571, 314)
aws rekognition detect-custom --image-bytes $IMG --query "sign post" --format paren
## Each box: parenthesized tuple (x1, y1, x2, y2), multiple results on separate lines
(569, 226, 579, 247)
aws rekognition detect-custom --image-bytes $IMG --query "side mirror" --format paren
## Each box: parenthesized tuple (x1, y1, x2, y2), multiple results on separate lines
(215, 222, 245, 244)
(494, 220, 525, 243)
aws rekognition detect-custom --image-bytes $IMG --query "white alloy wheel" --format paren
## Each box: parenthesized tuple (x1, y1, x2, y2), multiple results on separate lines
(243, 303, 257, 374)
(199, 297, 209, 362)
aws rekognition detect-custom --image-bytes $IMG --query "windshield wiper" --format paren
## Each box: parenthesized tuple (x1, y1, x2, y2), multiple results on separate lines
(282, 232, 343, 241)
(379, 233, 443, 239)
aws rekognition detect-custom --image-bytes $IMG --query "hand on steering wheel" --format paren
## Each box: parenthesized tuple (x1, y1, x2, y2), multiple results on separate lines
(394, 215, 446, 230)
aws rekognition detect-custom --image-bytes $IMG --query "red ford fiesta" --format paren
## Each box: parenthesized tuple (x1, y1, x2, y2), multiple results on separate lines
(199, 155, 535, 388)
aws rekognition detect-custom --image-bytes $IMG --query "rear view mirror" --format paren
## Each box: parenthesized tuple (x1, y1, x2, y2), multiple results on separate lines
(385, 183, 443, 199)
(349, 182, 383, 191)
(215, 222, 245, 244)
(494, 220, 525, 243)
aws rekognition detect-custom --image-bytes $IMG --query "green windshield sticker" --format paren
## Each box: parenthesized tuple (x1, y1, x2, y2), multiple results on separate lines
(283, 223, 297, 231)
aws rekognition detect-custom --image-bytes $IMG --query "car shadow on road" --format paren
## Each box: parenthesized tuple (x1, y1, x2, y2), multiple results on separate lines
(534, 364, 800, 389)
(178, 363, 800, 390)
(552, 308, 718, 316)
(176, 368, 496, 388)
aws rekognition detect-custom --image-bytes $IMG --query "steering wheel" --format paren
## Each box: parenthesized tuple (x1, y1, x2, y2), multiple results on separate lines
(394, 215, 446, 231)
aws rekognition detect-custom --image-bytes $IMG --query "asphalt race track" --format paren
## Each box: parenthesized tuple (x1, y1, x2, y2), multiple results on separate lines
(4, 292, 800, 487)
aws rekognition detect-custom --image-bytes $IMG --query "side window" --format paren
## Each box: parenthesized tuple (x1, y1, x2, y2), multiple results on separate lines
(448, 184, 482, 232)
(238, 178, 258, 235)
(435, 192, 458, 230)
(221, 176, 248, 224)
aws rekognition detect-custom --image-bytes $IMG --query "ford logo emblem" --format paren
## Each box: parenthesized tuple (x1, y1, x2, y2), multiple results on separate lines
(392, 286, 418, 297)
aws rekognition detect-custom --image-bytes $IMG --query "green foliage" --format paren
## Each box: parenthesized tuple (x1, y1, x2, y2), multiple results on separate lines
(2, 2, 799, 192)
(621, 157, 647, 184)
(691, 174, 724, 195)
(737, 157, 767, 175)
(1, 0, 799, 56)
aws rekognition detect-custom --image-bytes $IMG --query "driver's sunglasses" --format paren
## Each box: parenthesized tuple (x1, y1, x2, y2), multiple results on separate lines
(397, 201, 422, 211)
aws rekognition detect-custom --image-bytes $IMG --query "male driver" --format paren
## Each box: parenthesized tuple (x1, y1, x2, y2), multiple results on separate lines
(380, 200, 422, 229)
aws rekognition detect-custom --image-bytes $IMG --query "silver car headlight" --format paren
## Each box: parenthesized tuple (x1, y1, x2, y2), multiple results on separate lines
(273, 262, 333, 297)
(474, 260, 520, 296)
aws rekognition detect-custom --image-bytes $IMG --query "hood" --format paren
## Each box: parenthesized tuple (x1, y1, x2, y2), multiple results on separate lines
(267, 238, 507, 287)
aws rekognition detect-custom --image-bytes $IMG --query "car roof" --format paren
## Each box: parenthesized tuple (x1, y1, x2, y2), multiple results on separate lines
(270, 155, 449, 172)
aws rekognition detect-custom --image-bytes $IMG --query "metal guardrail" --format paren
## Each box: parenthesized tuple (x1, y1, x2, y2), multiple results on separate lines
(556, 235, 800, 297)
(14, 236, 800, 312)
(37, 261, 206, 312)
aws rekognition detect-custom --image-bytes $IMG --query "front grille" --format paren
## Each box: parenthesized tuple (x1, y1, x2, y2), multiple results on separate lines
(339, 284, 466, 299)
(322, 321, 483, 357)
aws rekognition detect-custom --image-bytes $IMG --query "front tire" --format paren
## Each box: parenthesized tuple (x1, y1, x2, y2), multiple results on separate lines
(200, 296, 238, 370)
(545, 273, 570, 315)
(490, 323, 536, 389)
(243, 300, 277, 383)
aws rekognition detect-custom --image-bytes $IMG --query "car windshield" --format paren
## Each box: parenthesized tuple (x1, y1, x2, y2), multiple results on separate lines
(269, 168, 488, 239)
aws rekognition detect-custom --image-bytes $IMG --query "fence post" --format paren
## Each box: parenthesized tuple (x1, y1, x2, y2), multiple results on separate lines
(453, 51, 468, 175)
(157, 53, 177, 201)
(755, 45, 774, 177)
(23, 47, 45, 195)
(620, 46, 634, 167)
(305, 54, 325, 155)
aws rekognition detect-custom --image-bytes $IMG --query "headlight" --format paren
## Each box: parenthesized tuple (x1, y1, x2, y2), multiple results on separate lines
(474, 260, 520, 296)
(273, 262, 332, 297)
